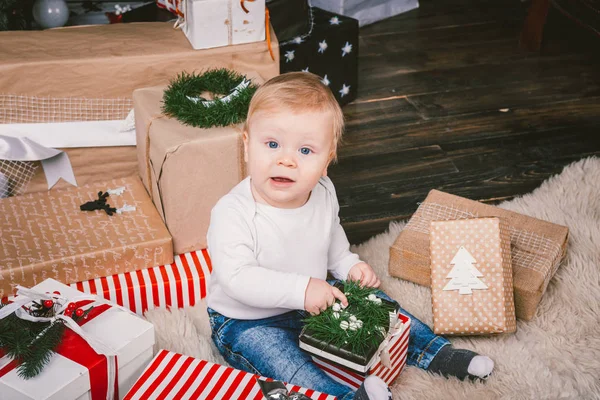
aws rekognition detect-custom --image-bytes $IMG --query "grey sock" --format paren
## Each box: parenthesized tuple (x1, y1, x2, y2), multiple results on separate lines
(427, 345, 491, 381)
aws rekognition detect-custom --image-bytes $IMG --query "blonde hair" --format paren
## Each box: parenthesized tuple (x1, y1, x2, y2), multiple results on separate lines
(244, 72, 344, 162)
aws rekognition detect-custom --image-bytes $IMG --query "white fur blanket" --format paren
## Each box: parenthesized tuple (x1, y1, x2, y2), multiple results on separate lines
(145, 157, 600, 399)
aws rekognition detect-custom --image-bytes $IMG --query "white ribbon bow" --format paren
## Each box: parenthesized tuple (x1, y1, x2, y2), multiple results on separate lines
(378, 314, 405, 369)
(0, 286, 129, 400)
(0, 135, 77, 190)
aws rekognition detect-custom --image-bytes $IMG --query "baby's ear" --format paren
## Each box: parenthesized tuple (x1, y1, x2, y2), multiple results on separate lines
(322, 165, 328, 177)
(242, 130, 249, 162)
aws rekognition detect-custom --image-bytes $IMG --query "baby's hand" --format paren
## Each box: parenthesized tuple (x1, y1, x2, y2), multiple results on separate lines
(348, 262, 381, 288)
(304, 278, 348, 315)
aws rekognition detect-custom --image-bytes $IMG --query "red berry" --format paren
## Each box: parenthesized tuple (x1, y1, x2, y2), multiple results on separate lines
(75, 308, 84, 317)
(67, 303, 76, 310)
(43, 300, 54, 308)
(64, 309, 73, 317)
(53, 291, 61, 295)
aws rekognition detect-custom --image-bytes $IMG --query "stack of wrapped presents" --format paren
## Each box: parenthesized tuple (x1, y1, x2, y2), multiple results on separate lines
(0, 0, 570, 397)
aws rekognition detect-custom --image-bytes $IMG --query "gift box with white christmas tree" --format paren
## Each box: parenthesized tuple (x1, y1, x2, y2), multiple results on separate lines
(299, 281, 411, 389)
(429, 217, 517, 335)
(0, 279, 155, 400)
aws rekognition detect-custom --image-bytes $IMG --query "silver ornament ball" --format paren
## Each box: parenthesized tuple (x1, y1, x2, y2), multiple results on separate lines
(33, 0, 70, 29)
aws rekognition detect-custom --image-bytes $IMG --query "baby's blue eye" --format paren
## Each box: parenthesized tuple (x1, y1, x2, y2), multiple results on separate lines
(300, 147, 312, 155)
(267, 141, 278, 149)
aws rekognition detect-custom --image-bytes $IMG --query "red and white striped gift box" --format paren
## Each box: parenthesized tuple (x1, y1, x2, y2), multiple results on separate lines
(312, 313, 411, 390)
(70, 250, 212, 316)
(123, 349, 338, 400)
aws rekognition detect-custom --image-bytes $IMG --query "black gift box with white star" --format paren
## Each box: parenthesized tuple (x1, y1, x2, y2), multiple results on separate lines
(279, 7, 359, 106)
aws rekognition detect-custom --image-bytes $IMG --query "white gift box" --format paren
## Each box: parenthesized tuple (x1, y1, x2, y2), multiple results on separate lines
(0, 279, 155, 400)
(311, 0, 419, 27)
(181, 0, 266, 49)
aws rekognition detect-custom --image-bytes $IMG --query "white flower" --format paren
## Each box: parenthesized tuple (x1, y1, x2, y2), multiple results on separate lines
(332, 303, 341, 312)
(349, 315, 357, 322)
(368, 294, 377, 301)
(340, 321, 349, 330)
(333, 312, 340, 319)
(349, 322, 358, 331)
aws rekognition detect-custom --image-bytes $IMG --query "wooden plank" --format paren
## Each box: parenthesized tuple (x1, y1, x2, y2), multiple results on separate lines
(405, 73, 600, 119)
(339, 97, 600, 156)
(329, 145, 458, 187)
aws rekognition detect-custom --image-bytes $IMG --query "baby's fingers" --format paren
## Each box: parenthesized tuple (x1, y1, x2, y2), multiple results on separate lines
(331, 286, 348, 307)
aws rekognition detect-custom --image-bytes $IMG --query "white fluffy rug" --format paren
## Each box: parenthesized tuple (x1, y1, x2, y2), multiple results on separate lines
(145, 157, 600, 399)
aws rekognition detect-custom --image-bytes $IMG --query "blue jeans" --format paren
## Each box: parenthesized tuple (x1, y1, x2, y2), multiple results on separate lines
(208, 286, 449, 399)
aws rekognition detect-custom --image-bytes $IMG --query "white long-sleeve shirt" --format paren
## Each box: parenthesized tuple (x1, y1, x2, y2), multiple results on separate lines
(206, 176, 361, 320)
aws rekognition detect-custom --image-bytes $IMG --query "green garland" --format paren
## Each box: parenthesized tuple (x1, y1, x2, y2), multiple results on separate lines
(0, 299, 93, 379)
(302, 280, 396, 357)
(162, 69, 258, 129)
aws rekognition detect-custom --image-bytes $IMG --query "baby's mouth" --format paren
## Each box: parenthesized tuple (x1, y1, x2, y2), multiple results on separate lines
(271, 177, 294, 183)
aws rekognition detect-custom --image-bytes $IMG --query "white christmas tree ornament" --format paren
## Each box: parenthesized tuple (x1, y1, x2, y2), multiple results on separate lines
(443, 246, 488, 295)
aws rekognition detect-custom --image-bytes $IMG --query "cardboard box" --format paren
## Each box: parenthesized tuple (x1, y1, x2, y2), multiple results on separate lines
(123, 349, 337, 399)
(389, 189, 569, 321)
(0, 176, 173, 298)
(134, 84, 255, 254)
(70, 250, 212, 316)
(181, 0, 266, 49)
(0, 22, 279, 115)
(301, 312, 410, 389)
(430, 218, 516, 335)
(0, 279, 155, 400)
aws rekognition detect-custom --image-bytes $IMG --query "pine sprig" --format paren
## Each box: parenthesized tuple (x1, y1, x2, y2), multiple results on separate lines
(17, 322, 66, 379)
(302, 280, 396, 357)
(162, 69, 257, 129)
(0, 300, 96, 379)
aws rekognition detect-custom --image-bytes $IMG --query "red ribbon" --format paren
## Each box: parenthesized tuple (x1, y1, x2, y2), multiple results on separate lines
(0, 300, 118, 400)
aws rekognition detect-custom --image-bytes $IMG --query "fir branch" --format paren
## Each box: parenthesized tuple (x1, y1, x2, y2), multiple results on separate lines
(17, 321, 66, 380)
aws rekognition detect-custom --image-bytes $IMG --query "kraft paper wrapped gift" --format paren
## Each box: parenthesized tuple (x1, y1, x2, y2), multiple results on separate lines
(0, 22, 279, 195)
(430, 218, 517, 335)
(0, 279, 155, 400)
(0, 176, 173, 298)
(389, 189, 569, 321)
(133, 81, 262, 254)
(123, 349, 337, 400)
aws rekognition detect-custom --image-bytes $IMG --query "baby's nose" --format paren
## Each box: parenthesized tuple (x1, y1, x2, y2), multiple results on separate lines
(277, 155, 296, 168)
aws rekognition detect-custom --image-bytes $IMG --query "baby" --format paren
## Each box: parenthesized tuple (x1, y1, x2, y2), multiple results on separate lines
(206, 72, 494, 399)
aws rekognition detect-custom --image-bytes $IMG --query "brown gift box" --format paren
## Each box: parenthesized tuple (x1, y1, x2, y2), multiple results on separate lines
(389, 189, 569, 321)
(133, 86, 250, 254)
(0, 176, 173, 298)
(0, 22, 279, 107)
(0, 22, 279, 195)
(430, 218, 516, 335)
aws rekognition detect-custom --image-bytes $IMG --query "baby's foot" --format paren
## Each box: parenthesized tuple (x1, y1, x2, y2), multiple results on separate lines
(427, 345, 494, 381)
(354, 375, 393, 400)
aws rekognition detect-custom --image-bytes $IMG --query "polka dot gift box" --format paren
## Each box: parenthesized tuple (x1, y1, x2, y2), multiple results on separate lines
(429, 217, 517, 335)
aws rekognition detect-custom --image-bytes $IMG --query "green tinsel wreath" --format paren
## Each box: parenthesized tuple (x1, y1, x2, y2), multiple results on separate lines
(302, 280, 397, 357)
(162, 69, 258, 129)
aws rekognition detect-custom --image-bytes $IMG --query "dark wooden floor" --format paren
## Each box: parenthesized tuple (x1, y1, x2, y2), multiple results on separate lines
(329, 0, 600, 245)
